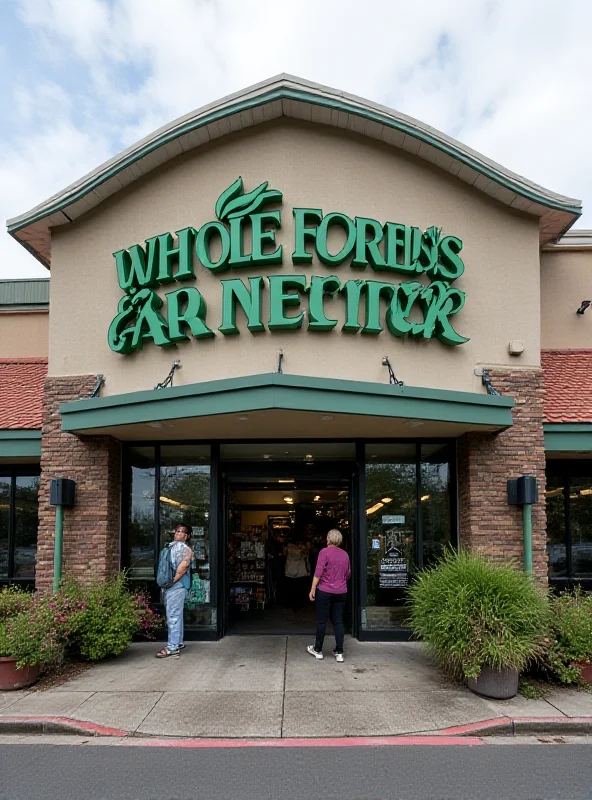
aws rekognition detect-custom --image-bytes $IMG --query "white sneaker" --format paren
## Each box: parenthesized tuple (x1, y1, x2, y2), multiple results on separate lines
(334, 652, 344, 663)
(307, 645, 323, 659)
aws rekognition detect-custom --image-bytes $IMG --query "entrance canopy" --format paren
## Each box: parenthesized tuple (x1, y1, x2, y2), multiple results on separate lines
(60, 373, 514, 441)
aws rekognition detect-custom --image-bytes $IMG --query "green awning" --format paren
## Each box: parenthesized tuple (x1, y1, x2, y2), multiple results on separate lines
(60, 373, 514, 434)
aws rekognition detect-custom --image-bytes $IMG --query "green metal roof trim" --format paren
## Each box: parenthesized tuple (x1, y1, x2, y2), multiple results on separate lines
(0, 430, 42, 458)
(60, 373, 514, 433)
(7, 75, 581, 269)
(0, 278, 49, 309)
(544, 423, 592, 452)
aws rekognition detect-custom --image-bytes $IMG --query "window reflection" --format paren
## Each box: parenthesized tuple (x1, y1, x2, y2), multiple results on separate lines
(126, 448, 156, 581)
(546, 478, 567, 579)
(0, 477, 9, 580)
(14, 477, 39, 579)
(365, 444, 417, 631)
(421, 444, 453, 568)
(570, 479, 592, 580)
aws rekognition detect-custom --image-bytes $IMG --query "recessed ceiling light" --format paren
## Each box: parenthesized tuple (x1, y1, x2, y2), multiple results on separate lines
(239, 415, 249, 421)
(147, 422, 162, 428)
(404, 420, 424, 428)
(263, 454, 272, 460)
(321, 415, 333, 421)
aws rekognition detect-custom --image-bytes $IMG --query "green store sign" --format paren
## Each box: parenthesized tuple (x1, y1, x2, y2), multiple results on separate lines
(108, 177, 469, 354)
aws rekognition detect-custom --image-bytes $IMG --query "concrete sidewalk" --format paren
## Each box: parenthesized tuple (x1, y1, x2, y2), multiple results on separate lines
(1, 638, 591, 739)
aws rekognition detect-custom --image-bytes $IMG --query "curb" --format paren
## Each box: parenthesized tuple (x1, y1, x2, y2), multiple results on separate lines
(438, 716, 592, 737)
(1, 715, 592, 742)
(0, 716, 129, 737)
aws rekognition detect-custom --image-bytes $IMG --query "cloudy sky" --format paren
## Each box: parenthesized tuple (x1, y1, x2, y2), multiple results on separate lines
(1, 0, 591, 278)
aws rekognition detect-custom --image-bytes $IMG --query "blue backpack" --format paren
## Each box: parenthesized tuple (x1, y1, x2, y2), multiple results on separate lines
(156, 543, 175, 588)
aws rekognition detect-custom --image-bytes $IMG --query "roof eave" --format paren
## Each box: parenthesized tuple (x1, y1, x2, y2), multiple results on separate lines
(7, 74, 582, 268)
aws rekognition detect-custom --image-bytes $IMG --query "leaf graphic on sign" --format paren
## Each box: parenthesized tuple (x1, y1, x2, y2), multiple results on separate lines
(215, 177, 283, 221)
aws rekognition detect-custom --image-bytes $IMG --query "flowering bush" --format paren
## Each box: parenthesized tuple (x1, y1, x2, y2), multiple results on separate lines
(0, 585, 34, 620)
(1, 591, 82, 669)
(0, 574, 159, 670)
(60, 574, 159, 661)
(538, 587, 592, 684)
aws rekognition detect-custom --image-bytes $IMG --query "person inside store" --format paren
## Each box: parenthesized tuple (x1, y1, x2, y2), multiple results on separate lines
(284, 534, 310, 612)
(307, 528, 351, 662)
(155, 523, 193, 659)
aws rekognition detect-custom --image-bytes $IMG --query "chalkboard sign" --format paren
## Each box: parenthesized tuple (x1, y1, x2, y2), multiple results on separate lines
(379, 557, 408, 588)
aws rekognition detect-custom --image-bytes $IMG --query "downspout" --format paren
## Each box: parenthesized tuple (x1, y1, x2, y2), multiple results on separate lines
(522, 502, 533, 576)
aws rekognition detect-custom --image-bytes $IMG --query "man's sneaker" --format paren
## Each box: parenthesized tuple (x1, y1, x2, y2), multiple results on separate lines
(334, 651, 344, 662)
(307, 645, 323, 659)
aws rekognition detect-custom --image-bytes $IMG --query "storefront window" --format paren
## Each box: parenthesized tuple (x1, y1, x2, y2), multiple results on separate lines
(364, 444, 417, 631)
(0, 470, 40, 584)
(0, 477, 10, 580)
(123, 445, 214, 629)
(545, 462, 592, 587)
(125, 447, 156, 581)
(421, 444, 454, 568)
(569, 478, 592, 581)
(160, 446, 213, 630)
(14, 477, 40, 580)
(363, 442, 455, 631)
(546, 476, 567, 580)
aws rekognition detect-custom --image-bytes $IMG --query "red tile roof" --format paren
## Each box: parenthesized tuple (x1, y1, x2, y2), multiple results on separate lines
(0, 358, 47, 429)
(542, 349, 592, 423)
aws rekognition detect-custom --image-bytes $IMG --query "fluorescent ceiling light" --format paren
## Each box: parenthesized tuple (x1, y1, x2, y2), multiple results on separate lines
(381, 497, 392, 503)
(420, 495, 430, 502)
(366, 502, 384, 515)
(159, 496, 191, 510)
(278, 479, 294, 484)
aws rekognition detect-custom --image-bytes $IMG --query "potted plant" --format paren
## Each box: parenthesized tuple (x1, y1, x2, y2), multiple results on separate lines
(0, 587, 69, 691)
(408, 551, 548, 699)
(540, 587, 592, 685)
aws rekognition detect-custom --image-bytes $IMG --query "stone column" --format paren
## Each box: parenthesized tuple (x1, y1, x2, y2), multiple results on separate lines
(457, 368, 547, 583)
(36, 375, 121, 590)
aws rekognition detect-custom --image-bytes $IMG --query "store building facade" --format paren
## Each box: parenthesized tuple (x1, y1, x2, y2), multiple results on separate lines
(2, 75, 591, 639)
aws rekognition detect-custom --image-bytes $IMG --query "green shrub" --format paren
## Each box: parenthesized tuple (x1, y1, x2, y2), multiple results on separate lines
(0, 585, 33, 620)
(539, 587, 592, 684)
(407, 550, 548, 680)
(60, 573, 158, 661)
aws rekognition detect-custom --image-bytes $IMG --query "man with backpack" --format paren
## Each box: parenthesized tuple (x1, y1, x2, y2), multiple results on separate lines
(155, 524, 193, 659)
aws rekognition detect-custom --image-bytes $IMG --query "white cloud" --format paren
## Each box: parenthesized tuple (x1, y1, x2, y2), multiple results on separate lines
(2, 0, 592, 278)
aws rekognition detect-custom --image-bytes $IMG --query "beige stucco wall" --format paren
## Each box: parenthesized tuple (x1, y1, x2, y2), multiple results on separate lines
(541, 250, 592, 349)
(0, 311, 48, 358)
(49, 119, 541, 396)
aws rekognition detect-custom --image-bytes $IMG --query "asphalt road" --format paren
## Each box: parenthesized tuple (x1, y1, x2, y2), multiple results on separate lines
(1, 742, 592, 799)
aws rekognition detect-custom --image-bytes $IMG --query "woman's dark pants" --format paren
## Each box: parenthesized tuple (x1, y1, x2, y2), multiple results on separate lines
(314, 589, 347, 653)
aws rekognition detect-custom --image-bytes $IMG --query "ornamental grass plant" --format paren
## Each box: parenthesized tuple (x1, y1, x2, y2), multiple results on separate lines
(408, 550, 548, 681)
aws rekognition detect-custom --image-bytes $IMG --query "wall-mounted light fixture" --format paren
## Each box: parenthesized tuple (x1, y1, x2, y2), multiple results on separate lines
(382, 356, 403, 386)
(577, 300, 591, 315)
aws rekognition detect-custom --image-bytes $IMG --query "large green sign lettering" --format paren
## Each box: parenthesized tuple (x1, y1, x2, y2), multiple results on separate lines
(108, 178, 469, 354)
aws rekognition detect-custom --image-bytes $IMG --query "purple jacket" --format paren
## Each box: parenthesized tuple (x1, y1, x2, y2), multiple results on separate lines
(314, 547, 351, 594)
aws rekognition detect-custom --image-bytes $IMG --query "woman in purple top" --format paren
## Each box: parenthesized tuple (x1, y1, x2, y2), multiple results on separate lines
(307, 529, 351, 662)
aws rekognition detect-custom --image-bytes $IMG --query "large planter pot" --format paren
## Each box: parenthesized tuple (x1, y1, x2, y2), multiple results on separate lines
(467, 666, 519, 700)
(0, 657, 40, 691)
(576, 661, 592, 685)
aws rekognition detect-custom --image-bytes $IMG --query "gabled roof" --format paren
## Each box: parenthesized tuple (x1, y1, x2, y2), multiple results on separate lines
(7, 74, 581, 269)
(542, 349, 592, 423)
(0, 358, 47, 429)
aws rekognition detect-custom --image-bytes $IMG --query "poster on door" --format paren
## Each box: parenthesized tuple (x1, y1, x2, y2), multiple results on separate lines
(379, 556, 408, 588)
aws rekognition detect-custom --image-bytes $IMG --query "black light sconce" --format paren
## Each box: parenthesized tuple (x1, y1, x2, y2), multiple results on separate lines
(382, 356, 403, 386)
(576, 300, 591, 315)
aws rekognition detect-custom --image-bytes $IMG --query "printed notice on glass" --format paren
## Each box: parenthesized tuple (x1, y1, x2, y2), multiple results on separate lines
(379, 557, 408, 588)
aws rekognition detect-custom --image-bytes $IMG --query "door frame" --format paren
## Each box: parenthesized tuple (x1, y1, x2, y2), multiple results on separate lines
(217, 459, 360, 639)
